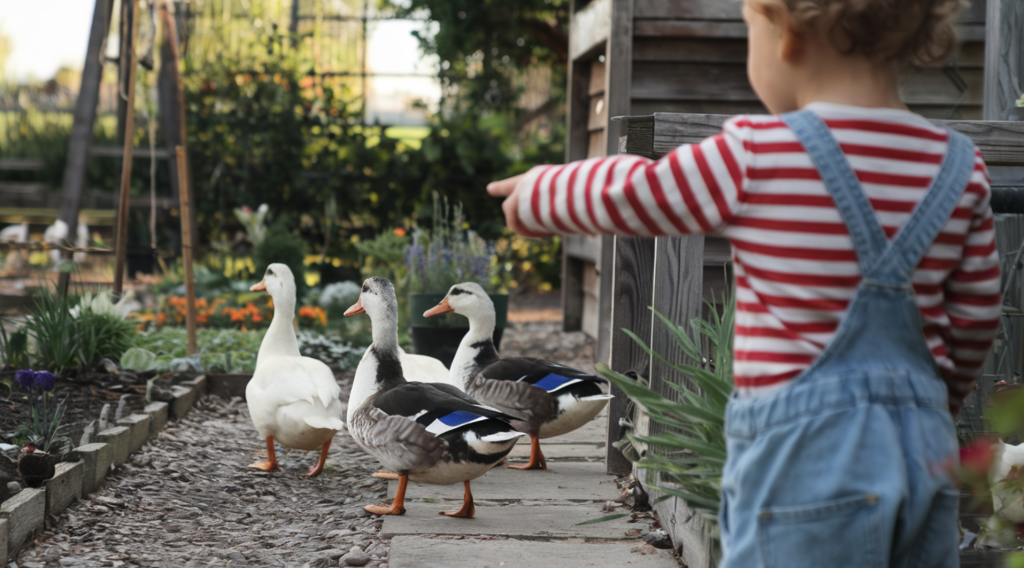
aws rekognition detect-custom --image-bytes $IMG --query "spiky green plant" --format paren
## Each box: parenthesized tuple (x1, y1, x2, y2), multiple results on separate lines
(596, 294, 734, 532)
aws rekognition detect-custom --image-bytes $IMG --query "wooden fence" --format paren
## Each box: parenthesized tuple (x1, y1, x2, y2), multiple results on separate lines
(605, 112, 1024, 568)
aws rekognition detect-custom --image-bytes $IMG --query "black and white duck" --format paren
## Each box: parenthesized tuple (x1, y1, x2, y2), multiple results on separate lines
(343, 277, 525, 517)
(424, 282, 614, 470)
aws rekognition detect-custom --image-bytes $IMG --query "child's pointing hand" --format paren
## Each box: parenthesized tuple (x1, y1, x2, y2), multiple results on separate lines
(487, 174, 551, 238)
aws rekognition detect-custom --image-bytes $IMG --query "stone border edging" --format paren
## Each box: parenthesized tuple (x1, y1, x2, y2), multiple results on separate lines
(0, 374, 208, 565)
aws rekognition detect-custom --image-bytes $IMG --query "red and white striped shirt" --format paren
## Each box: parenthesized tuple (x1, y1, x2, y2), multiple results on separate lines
(518, 103, 1001, 397)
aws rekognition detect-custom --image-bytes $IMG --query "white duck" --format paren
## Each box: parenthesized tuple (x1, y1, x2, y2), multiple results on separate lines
(344, 277, 525, 517)
(245, 263, 345, 477)
(425, 283, 614, 470)
(44, 219, 90, 263)
(398, 348, 451, 385)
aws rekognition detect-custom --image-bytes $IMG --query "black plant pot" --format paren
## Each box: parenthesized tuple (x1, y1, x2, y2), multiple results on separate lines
(408, 292, 508, 368)
(126, 246, 156, 278)
(17, 450, 56, 488)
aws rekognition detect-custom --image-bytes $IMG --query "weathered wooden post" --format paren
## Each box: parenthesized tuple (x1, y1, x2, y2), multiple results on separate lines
(113, 0, 141, 296)
(176, 146, 198, 356)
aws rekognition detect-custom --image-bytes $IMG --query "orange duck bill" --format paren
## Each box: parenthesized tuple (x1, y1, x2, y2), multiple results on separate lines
(344, 299, 365, 316)
(250, 279, 267, 292)
(423, 297, 454, 317)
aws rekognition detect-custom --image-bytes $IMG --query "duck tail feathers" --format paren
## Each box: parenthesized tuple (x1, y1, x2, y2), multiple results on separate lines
(480, 430, 528, 443)
(303, 416, 344, 431)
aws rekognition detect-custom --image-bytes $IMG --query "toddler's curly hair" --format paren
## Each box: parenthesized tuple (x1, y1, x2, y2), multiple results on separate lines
(754, 0, 968, 65)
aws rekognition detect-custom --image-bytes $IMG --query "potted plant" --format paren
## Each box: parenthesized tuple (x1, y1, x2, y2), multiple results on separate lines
(405, 197, 508, 367)
(12, 369, 70, 488)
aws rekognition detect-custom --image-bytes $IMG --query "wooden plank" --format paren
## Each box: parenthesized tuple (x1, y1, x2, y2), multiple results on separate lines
(630, 99, 767, 117)
(567, 56, 592, 163)
(588, 61, 606, 96)
(983, 0, 1024, 119)
(635, 0, 742, 20)
(649, 235, 706, 413)
(562, 255, 585, 332)
(633, 37, 748, 63)
(569, 0, 611, 60)
(177, 146, 197, 355)
(582, 262, 601, 339)
(587, 95, 607, 132)
(635, 20, 748, 38)
(56, 0, 114, 252)
(632, 61, 757, 101)
(588, 130, 607, 158)
(0, 158, 44, 171)
(909, 104, 983, 121)
(564, 233, 603, 264)
(899, 67, 984, 106)
(112, 0, 140, 296)
(959, 0, 988, 24)
(607, 236, 655, 475)
(88, 146, 175, 158)
(619, 113, 1024, 167)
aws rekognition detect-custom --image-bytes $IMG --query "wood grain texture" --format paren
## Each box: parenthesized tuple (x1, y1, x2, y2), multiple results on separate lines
(607, 236, 655, 475)
(562, 255, 585, 332)
(618, 113, 1024, 167)
(634, 0, 742, 20)
(566, 58, 592, 163)
(899, 68, 984, 105)
(589, 60, 606, 96)
(635, 20, 748, 38)
(630, 99, 767, 118)
(632, 37, 748, 63)
(569, 0, 611, 60)
(632, 62, 757, 101)
(588, 130, 607, 158)
(588, 95, 607, 132)
(983, 0, 1024, 120)
(649, 235, 706, 426)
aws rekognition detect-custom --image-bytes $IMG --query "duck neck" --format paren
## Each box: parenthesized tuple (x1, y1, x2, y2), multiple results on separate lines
(349, 308, 406, 421)
(450, 306, 499, 390)
(257, 294, 300, 366)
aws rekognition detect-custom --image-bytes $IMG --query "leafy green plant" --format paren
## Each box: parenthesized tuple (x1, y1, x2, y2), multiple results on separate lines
(76, 308, 137, 366)
(0, 317, 29, 369)
(597, 295, 735, 535)
(12, 369, 70, 455)
(24, 285, 80, 376)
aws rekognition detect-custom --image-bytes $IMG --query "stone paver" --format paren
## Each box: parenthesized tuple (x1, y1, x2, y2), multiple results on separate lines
(507, 442, 607, 461)
(388, 462, 620, 502)
(388, 536, 679, 568)
(381, 501, 638, 540)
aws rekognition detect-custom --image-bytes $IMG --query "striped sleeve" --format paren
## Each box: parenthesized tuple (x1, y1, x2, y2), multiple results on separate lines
(516, 118, 751, 237)
(941, 154, 1001, 408)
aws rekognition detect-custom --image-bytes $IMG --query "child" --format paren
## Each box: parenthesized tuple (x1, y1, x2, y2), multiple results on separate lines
(488, 0, 1000, 565)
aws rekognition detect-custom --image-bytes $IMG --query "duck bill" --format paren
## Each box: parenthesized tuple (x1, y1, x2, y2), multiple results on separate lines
(423, 298, 454, 317)
(250, 279, 267, 292)
(343, 299, 365, 317)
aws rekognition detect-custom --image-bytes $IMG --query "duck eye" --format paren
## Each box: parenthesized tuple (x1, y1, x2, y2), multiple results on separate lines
(450, 288, 465, 296)
(362, 285, 369, 293)
(266, 269, 274, 276)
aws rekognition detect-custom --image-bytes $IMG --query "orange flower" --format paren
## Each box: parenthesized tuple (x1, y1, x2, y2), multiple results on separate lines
(393, 227, 406, 237)
(157, 313, 167, 327)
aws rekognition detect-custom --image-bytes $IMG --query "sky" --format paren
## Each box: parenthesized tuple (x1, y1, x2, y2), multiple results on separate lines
(1, 0, 95, 82)
(0, 1, 441, 122)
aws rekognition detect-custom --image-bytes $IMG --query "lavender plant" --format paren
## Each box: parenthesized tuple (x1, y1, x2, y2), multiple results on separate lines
(406, 194, 495, 294)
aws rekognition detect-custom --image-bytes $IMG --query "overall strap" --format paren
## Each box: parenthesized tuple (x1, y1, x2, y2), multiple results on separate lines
(782, 110, 977, 285)
(871, 129, 975, 284)
(781, 110, 888, 273)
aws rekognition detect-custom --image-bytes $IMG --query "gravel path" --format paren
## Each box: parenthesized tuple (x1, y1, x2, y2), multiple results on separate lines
(15, 322, 598, 568)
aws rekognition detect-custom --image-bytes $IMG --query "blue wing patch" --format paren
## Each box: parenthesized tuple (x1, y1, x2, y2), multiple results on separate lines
(425, 410, 488, 436)
(528, 373, 584, 393)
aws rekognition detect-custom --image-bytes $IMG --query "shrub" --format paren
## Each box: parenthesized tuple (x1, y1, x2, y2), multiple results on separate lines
(253, 228, 308, 298)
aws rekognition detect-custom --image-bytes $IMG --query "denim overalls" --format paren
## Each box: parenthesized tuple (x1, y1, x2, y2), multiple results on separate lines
(718, 109, 976, 568)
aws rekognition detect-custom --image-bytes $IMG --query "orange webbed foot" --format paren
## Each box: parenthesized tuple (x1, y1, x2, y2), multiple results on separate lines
(248, 460, 280, 472)
(373, 471, 400, 480)
(365, 503, 406, 516)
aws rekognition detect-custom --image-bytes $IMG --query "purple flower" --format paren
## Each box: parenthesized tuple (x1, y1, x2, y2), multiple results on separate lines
(33, 371, 56, 391)
(15, 369, 35, 389)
